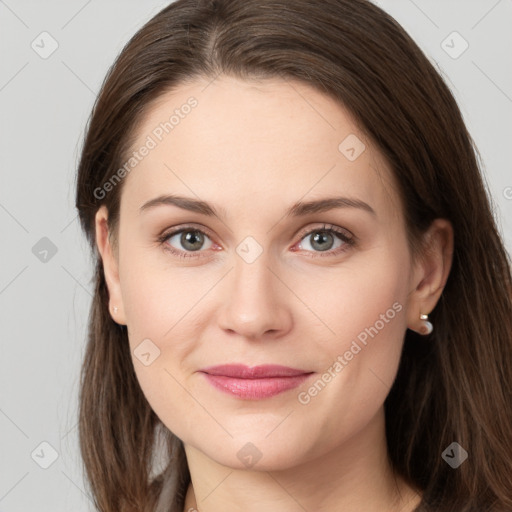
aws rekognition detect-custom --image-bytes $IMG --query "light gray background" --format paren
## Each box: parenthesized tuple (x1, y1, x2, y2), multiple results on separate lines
(0, 1, 511, 511)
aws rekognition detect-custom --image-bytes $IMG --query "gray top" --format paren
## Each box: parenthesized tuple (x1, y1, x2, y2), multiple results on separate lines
(154, 464, 183, 512)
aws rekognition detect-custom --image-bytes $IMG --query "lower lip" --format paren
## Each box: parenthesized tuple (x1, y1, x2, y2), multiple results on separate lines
(202, 373, 313, 399)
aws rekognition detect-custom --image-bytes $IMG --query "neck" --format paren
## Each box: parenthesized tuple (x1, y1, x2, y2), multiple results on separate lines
(182, 407, 422, 512)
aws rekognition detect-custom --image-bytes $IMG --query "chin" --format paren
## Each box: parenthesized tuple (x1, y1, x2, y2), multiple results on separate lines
(190, 431, 318, 472)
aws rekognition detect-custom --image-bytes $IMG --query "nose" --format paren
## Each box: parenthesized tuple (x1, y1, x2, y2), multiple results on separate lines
(217, 249, 293, 341)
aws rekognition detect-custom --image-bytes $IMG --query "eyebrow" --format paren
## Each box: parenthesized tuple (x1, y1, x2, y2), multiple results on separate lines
(139, 194, 376, 219)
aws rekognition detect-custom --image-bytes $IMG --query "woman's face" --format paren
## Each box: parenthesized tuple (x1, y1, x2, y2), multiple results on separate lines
(98, 75, 425, 470)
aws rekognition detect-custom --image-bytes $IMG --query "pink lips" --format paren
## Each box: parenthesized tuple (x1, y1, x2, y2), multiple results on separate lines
(199, 364, 314, 400)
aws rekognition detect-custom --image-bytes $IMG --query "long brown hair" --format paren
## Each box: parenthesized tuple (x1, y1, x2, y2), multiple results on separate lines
(75, 1, 512, 510)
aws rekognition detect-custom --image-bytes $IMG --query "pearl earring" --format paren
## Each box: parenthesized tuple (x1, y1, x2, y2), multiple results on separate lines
(113, 306, 118, 314)
(419, 313, 433, 335)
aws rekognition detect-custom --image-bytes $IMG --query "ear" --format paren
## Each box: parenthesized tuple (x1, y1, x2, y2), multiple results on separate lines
(406, 218, 454, 334)
(95, 205, 127, 325)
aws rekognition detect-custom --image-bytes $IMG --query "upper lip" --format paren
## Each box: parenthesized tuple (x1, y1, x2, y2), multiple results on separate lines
(200, 364, 312, 378)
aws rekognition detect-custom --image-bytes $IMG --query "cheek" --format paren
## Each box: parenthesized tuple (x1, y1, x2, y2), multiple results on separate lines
(118, 263, 202, 439)
(295, 244, 410, 356)
(307, 253, 409, 424)
(117, 249, 210, 427)
(119, 244, 195, 340)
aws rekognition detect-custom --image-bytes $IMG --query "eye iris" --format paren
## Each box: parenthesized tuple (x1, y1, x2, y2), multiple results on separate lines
(181, 230, 204, 251)
(311, 231, 334, 251)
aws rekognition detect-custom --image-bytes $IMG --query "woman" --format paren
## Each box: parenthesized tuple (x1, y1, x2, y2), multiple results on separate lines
(75, 0, 512, 511)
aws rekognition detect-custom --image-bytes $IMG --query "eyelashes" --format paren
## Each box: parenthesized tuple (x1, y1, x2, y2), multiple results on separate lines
(157, 223, 355, 260)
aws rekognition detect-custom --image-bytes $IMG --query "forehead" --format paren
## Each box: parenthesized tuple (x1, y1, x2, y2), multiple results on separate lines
(120, 75, 401, 221)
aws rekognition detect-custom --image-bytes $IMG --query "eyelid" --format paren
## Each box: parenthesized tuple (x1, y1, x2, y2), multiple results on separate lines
(294, 223, 354, 244)
(159, 222, 216, 239)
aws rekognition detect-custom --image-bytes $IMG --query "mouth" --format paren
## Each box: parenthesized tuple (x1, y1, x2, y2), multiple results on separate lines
(199, 364, 315, 400)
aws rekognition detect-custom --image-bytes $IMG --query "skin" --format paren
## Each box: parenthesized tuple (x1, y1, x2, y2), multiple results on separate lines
(95, 75, 453, 512)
